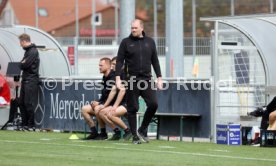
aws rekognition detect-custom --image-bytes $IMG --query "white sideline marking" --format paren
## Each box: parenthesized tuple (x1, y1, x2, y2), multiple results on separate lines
(209, 149, 230, 153)
(1, 140, 276, 162)
(40, 138, 61, 141)
(112, 143, 129, 146)
(40, 138, 51, 141)
(158, 146, 176, 149)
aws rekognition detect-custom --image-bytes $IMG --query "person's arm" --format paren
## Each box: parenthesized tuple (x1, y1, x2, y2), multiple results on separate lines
(115, 76, 122, 90)
(151, 40, 163, 89)
(0, 77, 4, 91)
(96, 79, 105, 104)
(115, 40, 126, 89)
(102, 85, 117, 108)
(20, 49, 38, 69)
(156, 77, 163, 90)
(111, 86, 126, 111)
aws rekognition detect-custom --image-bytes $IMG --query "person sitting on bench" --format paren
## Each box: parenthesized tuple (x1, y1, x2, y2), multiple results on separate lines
(249, 96, 276, 130)
(81, 57, 114, 140)
(98, 57, 132, 141)
(0, 65, 11, 106)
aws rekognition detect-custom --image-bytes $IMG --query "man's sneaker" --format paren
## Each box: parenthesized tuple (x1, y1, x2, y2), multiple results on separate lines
(248, 107, 266, 117)
(252, 137, 261, 145)
(19, 126, 35, 132)
(137, 128, 149, 143)
(84, 132, 99, 140)
(17, 126, 23, 131)
(123, 131, 132, 141)
(94, 132, 108, 140)
(109, 132, 121, 141)
(17, 126, 26, 131)
(27, 126, 36, 132)
(132, 136, 141, 144)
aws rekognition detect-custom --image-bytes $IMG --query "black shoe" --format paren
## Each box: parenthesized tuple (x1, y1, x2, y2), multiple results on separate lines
(252, 137, 261, 145)
(123, 131, 132, 141)
(94, 132, 108, 140)
(248, 107, 266, 117)
(137, 128, 149, 143)
(84, 132, 99, 140)
(17, 126, 26, 131)
(20, 126, 35, 132)
(132, 135, 141, 144)
(27, 126, 36, 132)
(109, 132, 121, 141)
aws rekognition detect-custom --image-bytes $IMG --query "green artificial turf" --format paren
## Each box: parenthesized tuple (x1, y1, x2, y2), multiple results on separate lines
(0, 130, 275, 166)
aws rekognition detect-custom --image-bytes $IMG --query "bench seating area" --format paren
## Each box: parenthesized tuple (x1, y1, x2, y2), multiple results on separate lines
(84, 112, 201, 141)
(153, 112, 201, 142)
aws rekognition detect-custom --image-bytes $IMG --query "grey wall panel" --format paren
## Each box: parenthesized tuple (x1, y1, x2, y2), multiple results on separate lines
(157, 83, 211, 138)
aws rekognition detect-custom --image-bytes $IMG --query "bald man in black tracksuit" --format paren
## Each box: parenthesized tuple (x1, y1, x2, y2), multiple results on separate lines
(115, 19, 163, 144)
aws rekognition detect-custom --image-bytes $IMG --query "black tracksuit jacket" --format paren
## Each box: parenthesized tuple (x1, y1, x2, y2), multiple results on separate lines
(115, 32, 162, 80)
(20, 44, 40, 82)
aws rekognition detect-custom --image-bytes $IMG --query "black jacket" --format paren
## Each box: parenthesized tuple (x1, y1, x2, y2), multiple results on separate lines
(115, 32, 162, 80)
(20, 44, 40, 82)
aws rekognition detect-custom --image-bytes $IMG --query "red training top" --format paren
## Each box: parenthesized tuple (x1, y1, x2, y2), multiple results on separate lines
(0, 74, 11, 104)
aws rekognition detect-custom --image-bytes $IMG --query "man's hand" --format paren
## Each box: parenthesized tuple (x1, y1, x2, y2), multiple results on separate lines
(108, 106, 117, 116)
(111, 106, 117, 112)
(116, 76, 122, 90)
(97, 104, 105, 111)
(90, 101, 99, 109)
(156, 77, 163, 90)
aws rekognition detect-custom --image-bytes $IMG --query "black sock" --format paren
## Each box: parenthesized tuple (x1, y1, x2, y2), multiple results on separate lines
(90, 126, 97, 133)
(100, 128, 106, 134)
(124, 128, 130, 133)
(113, 128, 120, 134)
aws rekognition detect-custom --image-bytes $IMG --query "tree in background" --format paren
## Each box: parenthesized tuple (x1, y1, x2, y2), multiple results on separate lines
(137, 0, 274, 37)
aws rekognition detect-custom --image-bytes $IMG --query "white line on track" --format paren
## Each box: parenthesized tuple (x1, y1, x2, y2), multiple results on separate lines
(1, 139, 276, 162)
(158, 146, 176, 149)
(209, 149, 230, 153)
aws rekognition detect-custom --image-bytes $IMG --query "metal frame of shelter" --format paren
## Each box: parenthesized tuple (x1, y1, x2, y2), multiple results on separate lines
(0, 25, 71, 77)
(201, 14, 276, 142)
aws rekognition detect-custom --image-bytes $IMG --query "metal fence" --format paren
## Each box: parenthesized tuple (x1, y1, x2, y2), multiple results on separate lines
(55, 37, 211, 56)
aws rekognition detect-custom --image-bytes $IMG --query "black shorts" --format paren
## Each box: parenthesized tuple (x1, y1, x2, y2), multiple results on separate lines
(120, 102, 127, 109)
(108, 101, 127, 108)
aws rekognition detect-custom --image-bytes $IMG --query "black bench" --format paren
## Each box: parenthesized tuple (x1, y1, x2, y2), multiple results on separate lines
(153, 112, 201, 142)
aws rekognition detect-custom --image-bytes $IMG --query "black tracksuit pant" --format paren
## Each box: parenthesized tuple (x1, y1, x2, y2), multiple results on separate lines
(19, 80, 39, 127)
(126, 80, 158, 137)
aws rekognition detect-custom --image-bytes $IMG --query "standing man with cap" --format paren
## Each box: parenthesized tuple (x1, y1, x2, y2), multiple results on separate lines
(115, 19, 163, 144)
